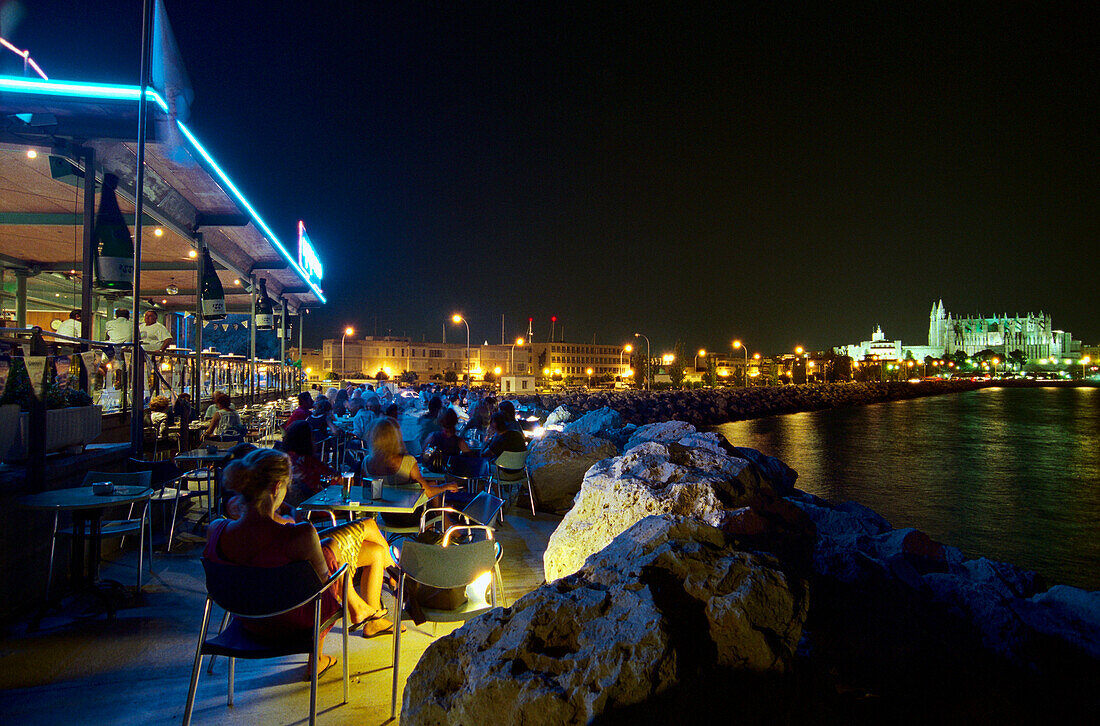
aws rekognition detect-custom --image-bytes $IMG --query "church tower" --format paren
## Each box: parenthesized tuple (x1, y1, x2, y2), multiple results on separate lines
(928, 300, 946, 349)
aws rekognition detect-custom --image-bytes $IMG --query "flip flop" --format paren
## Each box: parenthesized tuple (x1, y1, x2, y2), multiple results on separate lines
(303, 655, 337, 681)
(348, 607, 388, 632)
(362, 621, 406, 639)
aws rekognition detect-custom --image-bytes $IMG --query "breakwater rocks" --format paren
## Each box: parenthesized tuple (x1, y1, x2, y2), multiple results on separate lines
(405, 431, 1099, 723)
(517, 380, 983, 427)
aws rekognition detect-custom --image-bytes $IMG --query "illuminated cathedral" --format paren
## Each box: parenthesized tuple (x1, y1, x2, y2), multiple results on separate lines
(927, 300, 1076, 360)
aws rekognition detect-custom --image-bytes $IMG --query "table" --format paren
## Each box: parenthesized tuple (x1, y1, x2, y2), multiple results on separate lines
(174, 447, 235, 521)
(295, 485, 427, 520)
(21, 485, 153, 621)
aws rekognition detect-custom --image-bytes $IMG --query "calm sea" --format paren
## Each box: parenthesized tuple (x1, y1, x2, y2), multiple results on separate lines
(714, 386, 1100, 590)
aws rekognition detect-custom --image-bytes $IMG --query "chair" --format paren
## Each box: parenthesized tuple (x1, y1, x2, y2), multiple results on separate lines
(127, 457, 195, 552)
(47, 471, 153, 601)
(419, 492, 508, 607)
(182, 559, 350, 726)
(390, 532, 499, 718)
(487, 449, 537, 517)
(375, 484, 427, 541)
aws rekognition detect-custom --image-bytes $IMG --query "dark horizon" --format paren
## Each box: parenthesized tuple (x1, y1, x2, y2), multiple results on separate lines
(6, 2, 1096, 356)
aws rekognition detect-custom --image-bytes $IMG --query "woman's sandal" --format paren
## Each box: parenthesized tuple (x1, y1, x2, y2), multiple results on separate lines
(348, 607, 388, 632)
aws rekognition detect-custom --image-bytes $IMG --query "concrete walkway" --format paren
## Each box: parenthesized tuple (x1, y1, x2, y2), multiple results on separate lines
(0, 510, 559, 725)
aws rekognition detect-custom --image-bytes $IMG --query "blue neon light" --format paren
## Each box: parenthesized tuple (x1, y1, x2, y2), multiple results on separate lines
(0, 76, 169, 113)
(0, 74, 325, 304)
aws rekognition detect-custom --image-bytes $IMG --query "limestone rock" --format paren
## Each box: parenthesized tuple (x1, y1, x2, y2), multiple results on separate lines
(526, 431, 618, 513)
(544, 440, 774, 582)
(562, 405, 622, 438)
(624, 420, 698, 451)
(544, 404, 574, 427)
(400, 515, 808, 726)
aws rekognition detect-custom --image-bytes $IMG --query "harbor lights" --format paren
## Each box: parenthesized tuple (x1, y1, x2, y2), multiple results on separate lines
(733, 340, 749, 386)
(341, 326, 354, 377)
(452, 314, 471, 384)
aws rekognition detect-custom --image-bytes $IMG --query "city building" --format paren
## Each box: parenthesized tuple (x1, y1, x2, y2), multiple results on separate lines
(837, 325, 941, 362)
(321, 336, 531, 382)
(927, 300, 1078, 360)
(528, 341, 632, 380)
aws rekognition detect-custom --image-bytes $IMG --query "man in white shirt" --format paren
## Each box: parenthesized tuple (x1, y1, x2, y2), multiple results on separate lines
(105, 308, 132, 343)
(139, 309, 174, 353)
(55, 310, 81, 340)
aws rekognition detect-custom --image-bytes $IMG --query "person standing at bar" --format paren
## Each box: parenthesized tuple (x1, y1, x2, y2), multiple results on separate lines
(139, 309, 174, 353)
(56, 310, 82, 340)
(106, 308, 132, 343)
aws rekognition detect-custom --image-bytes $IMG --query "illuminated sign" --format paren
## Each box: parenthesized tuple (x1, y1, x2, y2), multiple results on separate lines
(297, 221, 323, 287)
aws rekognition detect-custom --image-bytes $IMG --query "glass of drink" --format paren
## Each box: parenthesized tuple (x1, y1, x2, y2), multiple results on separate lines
(340, 465, 354, 502)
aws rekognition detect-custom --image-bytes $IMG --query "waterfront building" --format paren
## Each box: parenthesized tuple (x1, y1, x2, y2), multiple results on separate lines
(321, 336, 531, 382)
(837, 325, 941, 362)
(529, 341, 631, 380)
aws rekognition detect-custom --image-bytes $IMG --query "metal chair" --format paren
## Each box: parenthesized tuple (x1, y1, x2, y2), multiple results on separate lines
(47, 471, 153, 600)
(419, 492, 508, 607)
(127, 457, 195, 552)
(487, 449, 537, 516)
(182, 559, 350, 726)
(390, 531, 499, 718)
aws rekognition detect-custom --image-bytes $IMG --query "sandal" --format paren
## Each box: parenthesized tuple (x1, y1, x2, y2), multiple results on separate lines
(362, 621, 406, 639)
(348, 607, 388, 632)
(303, 654, 337, 681)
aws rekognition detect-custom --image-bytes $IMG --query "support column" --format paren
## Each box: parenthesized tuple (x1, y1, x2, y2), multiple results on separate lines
(249, 275, 257, 404)
(15, 270, 28, 328)
(279, 297, 287, 395)
(80, 146, 96, 342)
(297, 307, 305, 393)
(193, 236, 204, 406)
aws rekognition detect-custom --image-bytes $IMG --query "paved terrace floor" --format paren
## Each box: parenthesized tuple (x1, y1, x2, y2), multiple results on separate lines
(0, 509, 560, 725)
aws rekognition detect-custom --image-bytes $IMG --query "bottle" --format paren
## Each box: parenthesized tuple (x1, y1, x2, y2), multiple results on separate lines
(93, 173, 135, 290)
(255, 279, 274, 329)
(200, 248, 226, 320)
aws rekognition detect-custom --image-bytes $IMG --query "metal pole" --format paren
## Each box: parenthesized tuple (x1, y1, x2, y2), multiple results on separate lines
(15, 270, 27, 328)
(298, 307, 304, 392)
(280, 298, 287, 395)
(193, 242, 203, 405)
(80, 147, 95, 342)
(129, 0, 155, 457)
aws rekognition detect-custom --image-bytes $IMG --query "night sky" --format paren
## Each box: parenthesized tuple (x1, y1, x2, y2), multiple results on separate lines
(6, 2, 1096, 355)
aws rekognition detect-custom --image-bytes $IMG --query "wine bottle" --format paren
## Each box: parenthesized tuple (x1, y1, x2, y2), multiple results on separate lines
(200, 248, 226, 320)
(93, 173, 135, 290)
(255, 278, 274, 329)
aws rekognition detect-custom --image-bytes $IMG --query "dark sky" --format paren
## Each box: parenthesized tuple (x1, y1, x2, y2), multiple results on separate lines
(6, 1, 1097, 355)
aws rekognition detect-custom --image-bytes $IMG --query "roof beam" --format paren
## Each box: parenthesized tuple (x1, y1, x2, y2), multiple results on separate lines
(0, 211, 158, 226)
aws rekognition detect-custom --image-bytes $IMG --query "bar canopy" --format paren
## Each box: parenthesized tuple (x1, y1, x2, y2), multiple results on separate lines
(0, 76, 325, 314)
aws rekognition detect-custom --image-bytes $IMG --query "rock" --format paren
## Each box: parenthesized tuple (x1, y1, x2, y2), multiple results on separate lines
(401, 515, 809, 726)
(544, 404, 574, 427)
(562, 405, 622, 438)
(526, 431, 618, 513)
(544, 440, 775, 582)
(731, 446, 799, 495)
(624, 420, 698, 451)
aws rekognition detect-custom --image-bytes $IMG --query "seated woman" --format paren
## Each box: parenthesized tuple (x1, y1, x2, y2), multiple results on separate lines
(424, 408, 486, 482)
(364, 418, 460, 528)
(307, 396, 339, 447)
(283, 420, 335, 507)
(207, 448, 400, 662)
(203, 392, 242, 440)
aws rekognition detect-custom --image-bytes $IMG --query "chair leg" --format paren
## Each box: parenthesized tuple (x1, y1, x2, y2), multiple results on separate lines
(167, 488, 180, 553)
(227, 656, 235, 707)
(45, 511, 59, 602)
(310, 600, 320, 726)
(183, 598, 214, 726)
(391, 575, 404, 719)
(342, 568, 350, 704)
(526, 474, 537, 516)
(494, 562, 507, 608)
(208, 611, 230, 674)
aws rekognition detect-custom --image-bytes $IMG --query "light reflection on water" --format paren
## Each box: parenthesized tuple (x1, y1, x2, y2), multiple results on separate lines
(714, 387, 1100, 589)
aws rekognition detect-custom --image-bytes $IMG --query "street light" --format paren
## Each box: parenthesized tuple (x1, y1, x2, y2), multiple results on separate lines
(620, 344, 633, 378)
(341, 326, 354, 378)
(510, 337, 524, 375)
(695, 348, 707, 371)
(733, 340, 748, 387)
(452, 314, 470, 385)
(1082, 356, 1091, 380)
(633, 333, 651, 390)
(586, 367, 594, 388)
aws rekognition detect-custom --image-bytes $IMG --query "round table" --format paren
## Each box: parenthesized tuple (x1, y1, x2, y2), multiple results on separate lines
(21, 485, 153, 592)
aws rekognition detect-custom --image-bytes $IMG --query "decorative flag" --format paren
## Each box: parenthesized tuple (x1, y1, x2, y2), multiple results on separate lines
(25, 356, 47, 398)
(241, 319, 249, 329)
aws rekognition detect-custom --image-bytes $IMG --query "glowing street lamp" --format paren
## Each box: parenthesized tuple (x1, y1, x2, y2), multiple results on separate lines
(633, 333, 651, 390)
(1082, 356, 1091, 380)
(341, 326, 354, 378)
(695, 348, 707, 370)
(586, 367, 594, 387)
(510, 337, 524, 375)
(732, 340, 749, 387)
(620, 344, 633, 378)
(452, 314, 470, 384)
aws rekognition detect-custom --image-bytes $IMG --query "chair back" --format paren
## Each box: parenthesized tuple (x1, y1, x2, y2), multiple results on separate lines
(398, 539, 496, 590)
(82, 470, 152, 488)
(494, 450, 527, 470)
(128, 458, 183, 486)
(461, 492, 504, 527)
(201, 558, 325, 617)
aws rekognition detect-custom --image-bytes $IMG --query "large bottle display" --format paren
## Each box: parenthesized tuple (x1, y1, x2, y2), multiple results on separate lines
(254, 278, 274, 329)
(200, 248, 226, 320)
(93, 173, 135, 290)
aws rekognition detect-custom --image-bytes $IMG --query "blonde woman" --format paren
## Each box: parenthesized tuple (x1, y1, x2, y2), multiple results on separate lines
(365, 418, 460, 528)
(207, 449, 398, 662)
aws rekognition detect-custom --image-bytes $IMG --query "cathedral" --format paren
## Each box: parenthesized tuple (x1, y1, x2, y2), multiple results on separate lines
(927, 300, 1076, 360)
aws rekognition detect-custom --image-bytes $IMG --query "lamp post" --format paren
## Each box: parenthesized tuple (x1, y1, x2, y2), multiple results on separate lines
(620, 344, 633, 379)
(1081, 356, 1090, 381)
(341, 326, 354, 378)
(695, 348, 707, 371)
(586, 367, 594, 388)
(452, 314, 470, 384)
(732, 340, 748, 387)
(510, 337, 524, 375)
(633, 333, 650, 390)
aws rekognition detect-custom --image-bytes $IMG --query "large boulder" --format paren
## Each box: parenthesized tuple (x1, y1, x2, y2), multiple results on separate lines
(544, 404, 574, 427)
(526, 431, 618, 513)
(624, 420, 698, 450)
(562, 405, 622, 438)
(401, 515, 809, 725)
(545, 440, 778, 581)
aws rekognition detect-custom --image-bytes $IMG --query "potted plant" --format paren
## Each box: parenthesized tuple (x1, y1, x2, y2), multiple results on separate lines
(0, 358, 102, 462)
